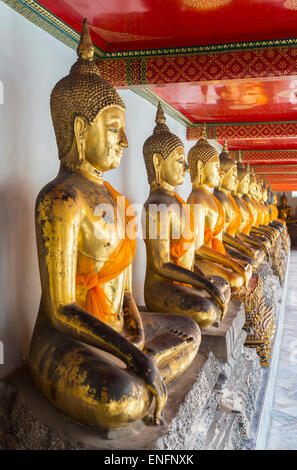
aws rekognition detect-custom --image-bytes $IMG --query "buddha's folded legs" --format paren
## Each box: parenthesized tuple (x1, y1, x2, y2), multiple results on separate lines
(29, 328, 151, 429)
(195, 258, 244, 290)
(29, 311, 200, 430)
(144, 281, 219, 328)
(141, 311, 200, 384)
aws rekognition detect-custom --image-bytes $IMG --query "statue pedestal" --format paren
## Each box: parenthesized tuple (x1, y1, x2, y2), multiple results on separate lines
(0, 301, 262, 450)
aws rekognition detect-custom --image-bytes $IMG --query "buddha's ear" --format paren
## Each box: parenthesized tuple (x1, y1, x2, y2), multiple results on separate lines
(152, 153, 163, 184)
(74, 116, 88, 161)
(197, 160, 204, 185)
(153, 153, 162, 169)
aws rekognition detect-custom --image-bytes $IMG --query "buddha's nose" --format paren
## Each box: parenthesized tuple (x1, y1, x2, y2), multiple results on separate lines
(184, 161, 189, 172)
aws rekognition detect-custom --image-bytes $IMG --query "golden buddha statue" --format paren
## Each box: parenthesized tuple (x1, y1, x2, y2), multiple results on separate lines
(255, 178, 279, 245)
(232, 153, 266, 260)
(187, 129, 248, 291)
(269, 191, 290, 256)
(243, 168, 274, 248)
(29, 20, 201, 431)
(277, 193, 297, 223)
(142, 104, 228, 328)
(213, 142, 260, 270)
(268, 187, 286, 231)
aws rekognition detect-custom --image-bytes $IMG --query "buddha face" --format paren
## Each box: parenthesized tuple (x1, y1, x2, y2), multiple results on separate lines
(221, 165, 237, 192)
(238, 174, 250, 195)
(203, 156, 220, 188)
(81, 105, 128, 172)
(281, 195, 287, 206)
(158, 146, 187, 187)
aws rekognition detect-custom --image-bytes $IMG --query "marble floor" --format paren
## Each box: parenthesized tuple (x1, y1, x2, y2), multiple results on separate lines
(266, 248, 297, 450)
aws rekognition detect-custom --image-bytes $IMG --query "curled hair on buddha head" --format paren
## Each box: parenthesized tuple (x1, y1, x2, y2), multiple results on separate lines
(219, 140, 236, 175)
(50, 19, 126, 159)
(143, 102, 184, 184)
(236, 150, 249, 183)
(187, 124, 219, 183)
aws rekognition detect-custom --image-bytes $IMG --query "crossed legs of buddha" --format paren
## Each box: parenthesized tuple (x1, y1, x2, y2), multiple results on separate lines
(144, 280, 220, 328)
(29, 307, 200, 430)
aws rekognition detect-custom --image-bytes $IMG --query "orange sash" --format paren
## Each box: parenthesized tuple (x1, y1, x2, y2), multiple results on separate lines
(226, 194, 242, 237)
(242, 199, 254, 235)
(76, 181, 136, 323)
(251, 197, 261, 227)
(204, 192, 226, 255)
(263, 205, 270, 225)
(170, 192, 195, 265)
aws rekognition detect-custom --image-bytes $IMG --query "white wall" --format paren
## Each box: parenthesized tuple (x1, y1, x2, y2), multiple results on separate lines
(0, 2, 196, 378)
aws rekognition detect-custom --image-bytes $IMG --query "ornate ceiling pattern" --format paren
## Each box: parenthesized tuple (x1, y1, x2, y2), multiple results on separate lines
(4, 0, 297, 190)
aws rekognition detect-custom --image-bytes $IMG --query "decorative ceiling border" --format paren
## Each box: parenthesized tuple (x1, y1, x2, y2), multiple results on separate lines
(187, 122, 297, 139)
(230, 150, 297, 164)
(254, 165, 297, 174)
(1, 0, 105, 56)
(104, 37, 297, 59)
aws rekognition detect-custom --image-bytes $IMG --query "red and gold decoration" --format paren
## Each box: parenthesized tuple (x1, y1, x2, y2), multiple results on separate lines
(3, 0, 297, 192)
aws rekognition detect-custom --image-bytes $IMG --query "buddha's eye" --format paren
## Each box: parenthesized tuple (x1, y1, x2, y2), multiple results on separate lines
(109, 128, 119, 133)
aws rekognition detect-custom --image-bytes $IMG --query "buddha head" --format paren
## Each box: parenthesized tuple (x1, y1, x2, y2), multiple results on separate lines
(187, 125, 220, 188)
(218, 141, 237, 192)
(249, 167, 258, 198)
(50, 19, 127, 173)
(236, 151, 250, 195)
(143, 103, 186, 187)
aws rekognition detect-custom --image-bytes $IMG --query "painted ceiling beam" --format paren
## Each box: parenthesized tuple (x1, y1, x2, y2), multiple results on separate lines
(96, 46, 297, 89)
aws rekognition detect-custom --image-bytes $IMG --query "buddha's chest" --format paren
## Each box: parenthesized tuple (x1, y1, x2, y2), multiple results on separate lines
(237, 199, 249, 226)
(204, 196, 219, 230)
(78, 190, 125, 263)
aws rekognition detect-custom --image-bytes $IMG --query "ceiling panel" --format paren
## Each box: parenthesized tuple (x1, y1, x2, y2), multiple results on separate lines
(35, 1, 297, 52)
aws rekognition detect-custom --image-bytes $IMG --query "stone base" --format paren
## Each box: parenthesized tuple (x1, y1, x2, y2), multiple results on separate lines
(200, 300, 245, 363)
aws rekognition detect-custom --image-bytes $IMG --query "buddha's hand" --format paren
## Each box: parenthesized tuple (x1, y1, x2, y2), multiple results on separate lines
(135, 353, 167, 425)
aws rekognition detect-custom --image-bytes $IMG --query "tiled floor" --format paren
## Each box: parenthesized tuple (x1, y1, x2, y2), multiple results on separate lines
(266, 249, 297, 450)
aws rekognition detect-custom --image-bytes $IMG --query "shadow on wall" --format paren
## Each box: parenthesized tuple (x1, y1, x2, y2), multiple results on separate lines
(0, 181, 40, 378)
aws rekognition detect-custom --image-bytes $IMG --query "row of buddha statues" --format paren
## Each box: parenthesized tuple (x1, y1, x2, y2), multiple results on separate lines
(28, 21, 289, 433)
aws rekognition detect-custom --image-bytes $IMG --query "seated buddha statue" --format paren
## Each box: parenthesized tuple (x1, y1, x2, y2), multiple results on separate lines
(259, 179, 281, 244)
(242, 168, 273, 248)
(268, 187, 286, 232)
(277, 193, 297, 224)
(186, 129, 248, 291)
(142, 104, 228, 328)
(278, 193, 292, 222)
(29, 21, 201, 431)
(213, 142, 260, 269)
(232, 153, 266, 261)
(267, 191, 290, 256)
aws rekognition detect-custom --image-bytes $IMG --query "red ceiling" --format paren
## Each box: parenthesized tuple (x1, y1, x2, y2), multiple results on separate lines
(151, 78, 297, 124)
(27, 1, 297, 189)
(36, 1, 297, 52)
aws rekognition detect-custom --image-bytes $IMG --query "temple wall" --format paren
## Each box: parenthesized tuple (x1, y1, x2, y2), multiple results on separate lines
(0, 2, 200, 378)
